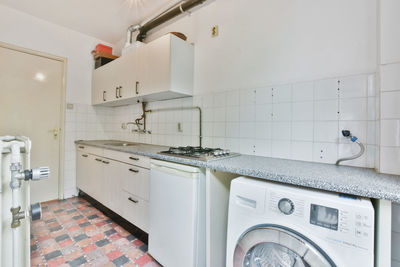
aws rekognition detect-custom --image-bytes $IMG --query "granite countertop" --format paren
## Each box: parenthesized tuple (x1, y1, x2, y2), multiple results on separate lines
(75, 140, 400, 203)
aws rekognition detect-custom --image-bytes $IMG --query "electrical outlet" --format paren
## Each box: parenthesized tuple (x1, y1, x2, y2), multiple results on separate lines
(211, 25, 219, 37)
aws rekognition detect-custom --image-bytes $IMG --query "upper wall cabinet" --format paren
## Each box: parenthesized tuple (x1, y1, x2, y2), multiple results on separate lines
(92, 34, 194, 106)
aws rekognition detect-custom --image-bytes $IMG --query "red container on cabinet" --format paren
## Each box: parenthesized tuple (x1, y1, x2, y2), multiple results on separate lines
(95, 44, 112, 54)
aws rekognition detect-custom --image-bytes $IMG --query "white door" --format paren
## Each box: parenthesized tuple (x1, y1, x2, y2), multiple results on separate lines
(0, 44, 64, 203)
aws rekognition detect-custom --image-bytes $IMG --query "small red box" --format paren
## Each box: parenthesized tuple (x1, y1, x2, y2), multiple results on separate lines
(95, 44, 112, 54)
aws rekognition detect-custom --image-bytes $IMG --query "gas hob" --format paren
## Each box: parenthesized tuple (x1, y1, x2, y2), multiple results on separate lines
(158, 146, 239, 161)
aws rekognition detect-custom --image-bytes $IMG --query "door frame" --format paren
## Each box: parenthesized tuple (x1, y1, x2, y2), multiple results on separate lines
(0, 41, 67, 200)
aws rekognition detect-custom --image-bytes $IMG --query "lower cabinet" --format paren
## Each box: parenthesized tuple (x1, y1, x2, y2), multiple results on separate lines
(76, 146, 150, 233)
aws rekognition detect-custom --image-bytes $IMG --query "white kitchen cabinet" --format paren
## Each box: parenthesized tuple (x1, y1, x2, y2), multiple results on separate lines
(76, 151, 91, 192)
(76, 145, 150, 232)
(91, 34, 193, 106)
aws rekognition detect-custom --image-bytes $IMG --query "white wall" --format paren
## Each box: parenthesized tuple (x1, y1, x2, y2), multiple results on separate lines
(0, 4, 113, 197)
(117, 0, 377, 93)
(0, 4, 112, 105)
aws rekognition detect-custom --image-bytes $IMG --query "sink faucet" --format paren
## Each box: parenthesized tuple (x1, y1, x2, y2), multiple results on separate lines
(121, 121, 151, 134)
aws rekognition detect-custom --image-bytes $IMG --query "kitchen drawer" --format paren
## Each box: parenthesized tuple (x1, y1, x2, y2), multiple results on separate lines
(103, 149, 150, 169)
(76, 144, 104, 156)
(121, 165, 150, 201)
(122, 191, 149, 233)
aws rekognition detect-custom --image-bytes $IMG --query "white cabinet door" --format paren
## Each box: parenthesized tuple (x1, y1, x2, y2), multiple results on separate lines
(114, 48, 141, 100)
(122, 191, 149, 233)
(92, 64, 112, 105)
(103, 159, 124, 216)
(76, 151, 91, 192)
(140, 35, 170, 96)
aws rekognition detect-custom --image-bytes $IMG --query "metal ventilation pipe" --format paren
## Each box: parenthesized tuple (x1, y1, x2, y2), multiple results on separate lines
(125, 0, 206, 46)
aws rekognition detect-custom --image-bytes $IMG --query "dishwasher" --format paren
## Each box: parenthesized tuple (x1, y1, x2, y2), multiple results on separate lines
(149, 159, 206, 267)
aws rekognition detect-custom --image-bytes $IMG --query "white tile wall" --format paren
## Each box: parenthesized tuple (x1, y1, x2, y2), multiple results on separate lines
(64, 73, 378, 197)
(379, 63, 400, 175)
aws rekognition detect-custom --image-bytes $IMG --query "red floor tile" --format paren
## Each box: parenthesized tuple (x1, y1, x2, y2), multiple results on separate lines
(31, 197, 160, 266)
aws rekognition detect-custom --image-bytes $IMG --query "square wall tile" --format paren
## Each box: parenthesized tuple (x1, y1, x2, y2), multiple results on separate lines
(314, 121, 339, 143)
(292, 121, 314, 142)
(292, 82, 314, 102)
(292, 102, 313, 121)
(339, 98, 368, 121)
(226, 90, 240, 106)
(255, 122, 272, 139)
(240, 89, 256, 106)
(381, 120, 400, 147)
(314, 100, 339, 121)
(382, 91, 400, 119)
(338, 143, 367, 167)
(225, 138, 240, 152)
(255, 104, 273, 122)
(271, 141, 291, 159)
(272, 122, 291, 141)
(380, 146, 400, 175)
(339, 75, 367, 98)
(273, 85, 292, 103)
(291, 141, 313, 161)
(239, 105, 256, 122)
(313, 142, 338, 164)
(381, 63, 400, 91)
(273, 103, 292, 121)
(239, 139, 255, 155)
(254, 139, 272, 157)
(314, 78, 339, 100)
(255, 87, 273, 105)
(226, 106, 240, 122)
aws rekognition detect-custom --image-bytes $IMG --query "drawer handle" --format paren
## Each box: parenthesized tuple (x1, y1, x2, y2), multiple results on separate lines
(82, 154, 88, 158)
(95, 158, 102, 162)
(128, 197, 138, 204)
(129, 156, 139, 161)
(135, 81, 139, 95)
(129, 168, 139, 173)
(78, 146, 85, 149)
(102, 160, 110, 164)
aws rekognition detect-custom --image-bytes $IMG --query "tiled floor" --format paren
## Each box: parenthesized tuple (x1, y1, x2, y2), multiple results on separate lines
(30, 197, 161, 267)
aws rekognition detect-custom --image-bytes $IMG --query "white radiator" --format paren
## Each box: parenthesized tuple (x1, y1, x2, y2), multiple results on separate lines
(0, 136, 49, 267)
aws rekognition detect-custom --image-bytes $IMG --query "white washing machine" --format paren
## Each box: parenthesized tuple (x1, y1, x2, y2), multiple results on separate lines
(226, 177, 374, 267)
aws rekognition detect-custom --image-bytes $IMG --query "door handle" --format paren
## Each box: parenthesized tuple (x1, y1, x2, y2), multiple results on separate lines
(102, 160, 109, 164)
(48, 128, 58, 139)
(115, 87, 119, 98)
(78, 146, 85, 149)
(129, 168, 139, 173)
(103, 91, 106, 101)
(82, 154, 88, 158)
(128, 197, 138, 203)
(135, 81, 139, 95)
(95, 158, 102, 162)
(118, 86, 122, 98)
(129, 156, 139, 161)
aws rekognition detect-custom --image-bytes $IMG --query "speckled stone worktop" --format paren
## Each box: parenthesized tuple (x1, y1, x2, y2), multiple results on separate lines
(75, 140, 400, 203)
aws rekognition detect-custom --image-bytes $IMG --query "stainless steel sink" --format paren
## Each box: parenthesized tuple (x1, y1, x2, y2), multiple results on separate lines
(103, 142, 137, 147)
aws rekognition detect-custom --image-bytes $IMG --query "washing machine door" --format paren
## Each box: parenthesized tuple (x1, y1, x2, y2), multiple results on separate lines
(233, 225, 336, 267)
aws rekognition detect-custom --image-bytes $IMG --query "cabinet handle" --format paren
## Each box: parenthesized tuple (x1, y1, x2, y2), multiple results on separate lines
(103, 91, 106, 101)
(129, 156, 139, 161)
(129, 168, 139, 173)
(115, 87, 119, 98)
(102, 160, 109, 164)
(82, 154, 88, 158)
(78, 146, 85, 149)
(118, 86, 122, 98)
(135, 81, 139, 95)
(128, 197, 138, 204)
(95, 158, 102, 162)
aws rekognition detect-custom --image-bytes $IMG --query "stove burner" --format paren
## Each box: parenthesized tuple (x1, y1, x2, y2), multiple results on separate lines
(159, 146, 238, 161)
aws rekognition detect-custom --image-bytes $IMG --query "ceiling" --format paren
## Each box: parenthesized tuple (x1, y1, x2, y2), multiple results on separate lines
(0, 0, 177, 43)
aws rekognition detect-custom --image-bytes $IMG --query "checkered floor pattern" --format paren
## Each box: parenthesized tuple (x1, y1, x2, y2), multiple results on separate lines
(30, 197, 161, 267)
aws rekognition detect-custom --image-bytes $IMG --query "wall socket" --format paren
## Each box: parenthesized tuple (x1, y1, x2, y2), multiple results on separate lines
(211, 25, 219, 37)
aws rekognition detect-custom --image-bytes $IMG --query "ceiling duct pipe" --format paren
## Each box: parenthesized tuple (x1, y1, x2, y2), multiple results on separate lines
(137, 0, 206, 41)
(124, 0, 206, 45)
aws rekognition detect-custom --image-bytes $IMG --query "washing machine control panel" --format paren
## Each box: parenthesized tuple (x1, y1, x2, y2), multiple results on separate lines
(278, 198, 294, 215)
